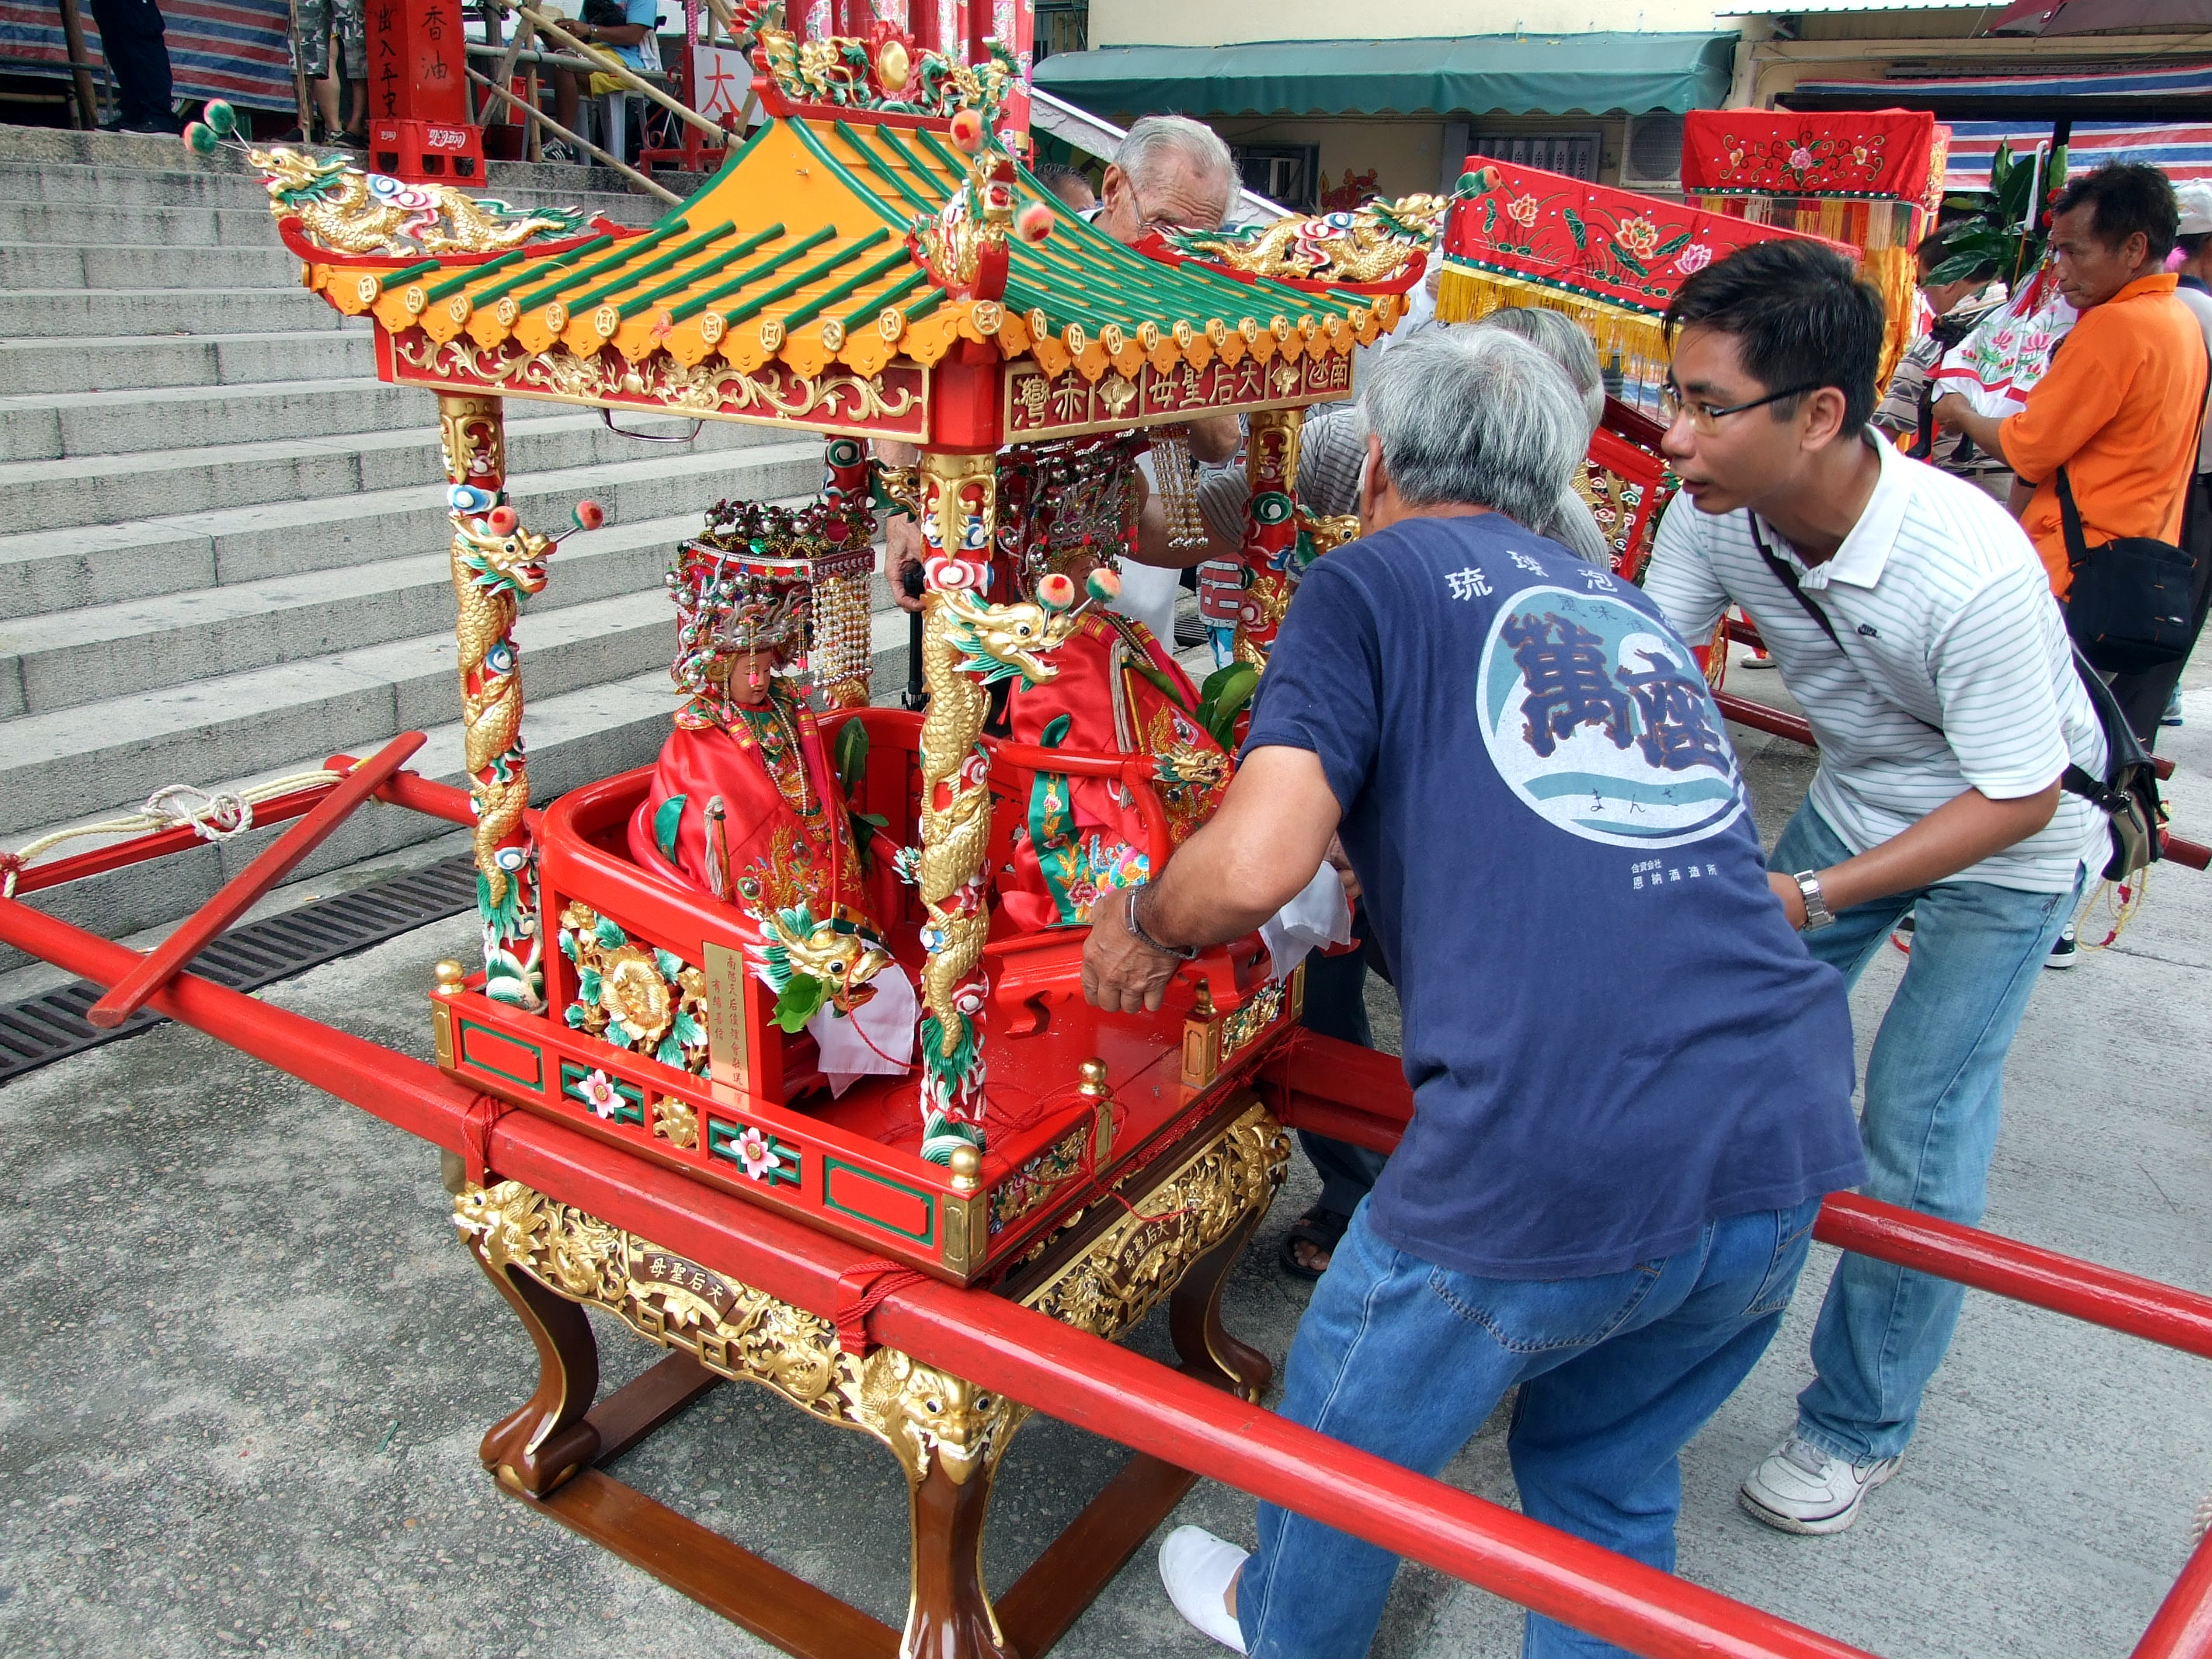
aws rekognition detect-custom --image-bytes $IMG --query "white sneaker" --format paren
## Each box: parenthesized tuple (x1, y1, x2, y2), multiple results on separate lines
(1159, 1525, 1249, 1652)
(2045, 924, 2079, 969)
(1738, 1435, 1901, 1535)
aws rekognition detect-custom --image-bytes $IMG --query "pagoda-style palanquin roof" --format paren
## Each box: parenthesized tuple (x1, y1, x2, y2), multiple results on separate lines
(275, 111, 1414, 443)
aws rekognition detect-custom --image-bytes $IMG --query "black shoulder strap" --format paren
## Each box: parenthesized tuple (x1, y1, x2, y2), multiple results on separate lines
(1744, 513, 1844, 651)
(2052, 465, 2092, 572)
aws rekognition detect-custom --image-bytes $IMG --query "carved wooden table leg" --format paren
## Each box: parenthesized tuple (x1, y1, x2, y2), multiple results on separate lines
(904, 1453, 1018, 1659)
(467, 1223, 603, 1497)
(1170, 1206, 1272, 1400)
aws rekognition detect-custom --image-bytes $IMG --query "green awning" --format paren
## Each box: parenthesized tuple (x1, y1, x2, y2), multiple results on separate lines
(1030, 33, 1737, 120)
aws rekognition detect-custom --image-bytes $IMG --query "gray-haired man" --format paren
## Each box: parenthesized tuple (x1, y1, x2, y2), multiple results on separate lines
(1082, 329, 1864, 1658)
(878, 114, 1241, 638)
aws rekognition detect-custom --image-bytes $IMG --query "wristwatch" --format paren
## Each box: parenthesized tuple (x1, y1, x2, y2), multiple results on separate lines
(1123, 884, 1198, 960)
(1793, 870, 1835, 932)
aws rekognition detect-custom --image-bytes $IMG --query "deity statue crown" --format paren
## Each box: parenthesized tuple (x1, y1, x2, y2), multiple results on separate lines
(665, 497, 874, 696)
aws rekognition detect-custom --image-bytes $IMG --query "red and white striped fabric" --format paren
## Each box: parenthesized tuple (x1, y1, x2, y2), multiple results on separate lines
(1791, 63, 2212, 187)
(0, 0, 298, 112)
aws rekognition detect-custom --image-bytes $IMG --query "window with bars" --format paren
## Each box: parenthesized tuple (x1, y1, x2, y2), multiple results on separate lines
(1469, 130, 1602, 183)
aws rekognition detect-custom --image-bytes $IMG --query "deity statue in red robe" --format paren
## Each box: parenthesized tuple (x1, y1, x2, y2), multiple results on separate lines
(987, 437, 1236, 932)
(627, 500, 913, 1083)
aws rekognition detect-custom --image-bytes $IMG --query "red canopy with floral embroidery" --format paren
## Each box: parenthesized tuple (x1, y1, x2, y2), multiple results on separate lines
(1682, 109, 1946, 207)
(1445, 160, 1850, 319)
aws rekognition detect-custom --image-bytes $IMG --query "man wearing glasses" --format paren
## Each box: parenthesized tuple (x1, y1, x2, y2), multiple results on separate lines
(879, 114, 1241, 647)
(1643, 241, 2107, 1537)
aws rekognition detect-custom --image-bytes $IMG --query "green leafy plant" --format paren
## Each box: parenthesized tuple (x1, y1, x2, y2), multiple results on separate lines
(1121, 658, 1259, 750)
(1194, 662, 1260, 750)
(1928, 141, 2070, 290)
(771, 972, 826, 1033)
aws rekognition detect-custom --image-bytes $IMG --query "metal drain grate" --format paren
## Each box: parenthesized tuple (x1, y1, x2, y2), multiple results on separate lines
(0, 853, 478, 1085)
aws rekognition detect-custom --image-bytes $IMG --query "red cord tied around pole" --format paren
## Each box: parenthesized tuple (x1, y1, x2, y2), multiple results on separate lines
(461, 1091, 513, 1188)
(836, 1258, 931, 1357)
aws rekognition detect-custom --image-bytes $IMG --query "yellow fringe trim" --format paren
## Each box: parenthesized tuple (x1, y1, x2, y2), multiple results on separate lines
(1436, 263, 1673, 388)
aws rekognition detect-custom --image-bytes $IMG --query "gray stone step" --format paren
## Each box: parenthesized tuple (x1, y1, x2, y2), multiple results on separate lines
(0, 127, 696, 208)
(0, 588, 670, 837)
(0, 402, 773, 530)
(0, 440, 823, 620)
(0, 377, 425, 464)
(0, 286, 347, 339)
(0, 507, 704, 716)
(0, 590, 910, 840)
(0, 607, 910, 977)
(0, 155, 692, 219)
(0, 200, 276, 251)
(0, 242, 305, 293)
(0, 327, 377, 396)
(0, 161, 281, 210)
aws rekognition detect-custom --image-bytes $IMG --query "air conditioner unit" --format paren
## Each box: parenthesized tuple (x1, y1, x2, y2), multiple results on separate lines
(1621, 115, 1686, 191)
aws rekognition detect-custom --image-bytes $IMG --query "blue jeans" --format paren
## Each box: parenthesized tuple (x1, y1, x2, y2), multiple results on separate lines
(1772, 803, 2081, 1463)
(1237, 1195, 1824, 1659)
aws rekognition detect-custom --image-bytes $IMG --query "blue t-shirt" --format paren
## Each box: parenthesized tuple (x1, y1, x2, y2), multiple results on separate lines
(1245, 513, 1865, 1279)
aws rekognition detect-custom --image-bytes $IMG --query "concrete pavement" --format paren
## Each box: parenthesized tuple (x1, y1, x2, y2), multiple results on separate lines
(0, 657, 2207, 1659)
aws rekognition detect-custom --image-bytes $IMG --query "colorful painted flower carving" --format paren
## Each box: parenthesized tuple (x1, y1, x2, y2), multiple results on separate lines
(575, 1068, 623, 1119)
(559, 903, 709, 1073)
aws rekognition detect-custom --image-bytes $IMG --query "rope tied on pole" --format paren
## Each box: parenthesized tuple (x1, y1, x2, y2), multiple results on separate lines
(2, 768, 345, 899)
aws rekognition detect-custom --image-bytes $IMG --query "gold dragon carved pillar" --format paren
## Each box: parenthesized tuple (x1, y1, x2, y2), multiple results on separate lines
(439, 393, 556, 1008)
(909, 447, 1087, 1163)
(1233, 406, 1304, 670)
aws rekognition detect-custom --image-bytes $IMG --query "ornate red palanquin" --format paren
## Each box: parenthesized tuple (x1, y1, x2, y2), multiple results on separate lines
(433, 708, 1299, 1285)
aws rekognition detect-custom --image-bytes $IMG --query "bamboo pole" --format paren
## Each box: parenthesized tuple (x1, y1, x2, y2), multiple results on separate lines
(55, 0, 100, 130)
(513, 3, 726, 145)
(465, 66, 682, 203)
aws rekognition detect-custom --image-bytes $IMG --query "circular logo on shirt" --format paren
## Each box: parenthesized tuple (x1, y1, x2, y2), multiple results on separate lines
(1476, 586, 1746, 849)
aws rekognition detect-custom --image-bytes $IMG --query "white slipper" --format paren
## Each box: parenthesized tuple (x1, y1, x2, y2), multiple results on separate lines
(1159, 1524, 1249, 1653)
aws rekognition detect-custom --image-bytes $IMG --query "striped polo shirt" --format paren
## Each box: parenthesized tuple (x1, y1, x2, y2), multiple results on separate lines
(1644, 439, 2106, 894)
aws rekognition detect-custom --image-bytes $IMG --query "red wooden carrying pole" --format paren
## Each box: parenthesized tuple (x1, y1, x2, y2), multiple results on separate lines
(9, 890, 2212, 1659)
(85, 732, 428, 1028)
(2132, 1528, 2212, 1659)
(1814, 1192, 2212, 1360)
(0, 893, 481, 1149)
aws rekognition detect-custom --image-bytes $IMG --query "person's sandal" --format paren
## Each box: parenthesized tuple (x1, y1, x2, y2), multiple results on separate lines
(1278, 1205, 1349, 1280)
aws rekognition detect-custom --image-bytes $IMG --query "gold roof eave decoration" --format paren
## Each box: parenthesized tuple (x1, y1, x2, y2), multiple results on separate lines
(263, 112, 1414, 424)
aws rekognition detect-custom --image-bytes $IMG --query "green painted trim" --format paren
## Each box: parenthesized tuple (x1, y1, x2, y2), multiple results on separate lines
(788, 117, 916, 231)
(560, 1060, 645, 1126)
(663, 224, 840, 322)
(568, 219, 729, 310)
(374, 258, 441, 293)
(457, 1017, 543, 1089)
(904, 290, 944, 322)
(838, 270, 930, 332)
(833, 120, 937, 214)
(618, 222, 788, 318)
(867, 122, 953, 208)
(475, 233, 614, 304)
(781, 245, 915, 329)
(712, 228, 891, 327)
(823, 1156, 935, 1242)
(512, 217, 690, 311)
(424, 245, 530, 302)
(706, 1118, 802, 1187)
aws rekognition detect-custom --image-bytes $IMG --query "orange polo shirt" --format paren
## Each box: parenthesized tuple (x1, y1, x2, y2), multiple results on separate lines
(1998, 272, 2207, 598)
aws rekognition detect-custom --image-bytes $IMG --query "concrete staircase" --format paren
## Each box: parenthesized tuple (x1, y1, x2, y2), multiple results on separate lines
(0, 127, 899, 972)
